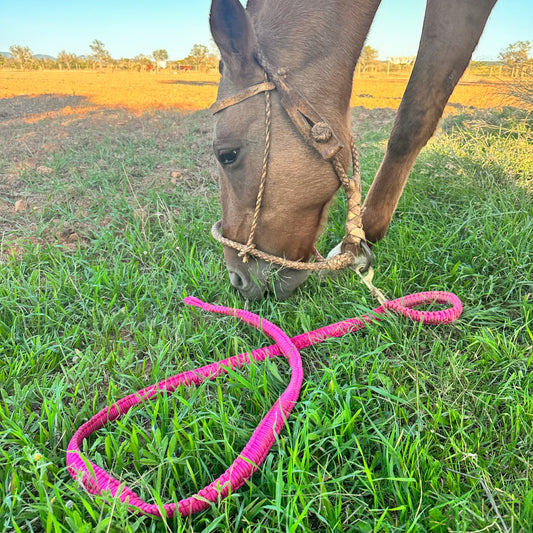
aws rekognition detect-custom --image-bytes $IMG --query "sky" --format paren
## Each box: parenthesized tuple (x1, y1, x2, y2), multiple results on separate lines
(1, 0, 531, 62)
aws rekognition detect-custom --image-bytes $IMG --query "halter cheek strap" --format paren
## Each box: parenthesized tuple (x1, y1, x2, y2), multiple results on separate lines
(210, 81, 276, 114)
(255, 53, 344, 162)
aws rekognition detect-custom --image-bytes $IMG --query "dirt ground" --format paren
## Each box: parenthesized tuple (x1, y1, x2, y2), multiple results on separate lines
(0, 94, 217, 256)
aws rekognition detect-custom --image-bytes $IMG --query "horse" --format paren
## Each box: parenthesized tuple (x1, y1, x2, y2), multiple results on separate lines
(209, 0, 497, 299)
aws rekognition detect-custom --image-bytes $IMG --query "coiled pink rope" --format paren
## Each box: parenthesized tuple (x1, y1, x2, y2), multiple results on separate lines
(66, 291, 462, 518)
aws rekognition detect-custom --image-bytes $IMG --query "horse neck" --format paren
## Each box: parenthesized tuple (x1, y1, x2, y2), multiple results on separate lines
(250, 0, 381, 119)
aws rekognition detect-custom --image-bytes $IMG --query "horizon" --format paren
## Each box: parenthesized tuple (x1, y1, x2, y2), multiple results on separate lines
(1, 0, 532, 63)
(0, 50, 518, 66)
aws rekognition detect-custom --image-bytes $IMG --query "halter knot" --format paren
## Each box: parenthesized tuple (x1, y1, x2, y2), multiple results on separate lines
(238, 243, 256, 263)
(311, 122, 333, 143)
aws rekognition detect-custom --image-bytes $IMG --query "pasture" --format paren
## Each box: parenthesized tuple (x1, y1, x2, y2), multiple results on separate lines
(0, 71, 532, 532)
(0, 69, 521, 112)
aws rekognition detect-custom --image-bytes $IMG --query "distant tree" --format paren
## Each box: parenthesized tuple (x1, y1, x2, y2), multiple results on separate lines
(152, 49, 169, 72)
(133, 54, 153, 72)
(117, 57, 135, 71)
(9, 45, 33, 70)
(57, 50, 78, 70)
(179, 43, 219, 72)
(359, 45, 379, 74)
(208, 38, 220, 67)
(36, 57, 56, 70)
(89, 39, 111, 71)
(189, 44, 209, 71)
(499, 40, 531, 77)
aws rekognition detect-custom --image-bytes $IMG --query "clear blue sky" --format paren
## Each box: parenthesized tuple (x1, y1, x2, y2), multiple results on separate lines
(1, 0, 531, 61)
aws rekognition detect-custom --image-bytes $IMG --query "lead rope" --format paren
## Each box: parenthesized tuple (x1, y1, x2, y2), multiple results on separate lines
(333, 137, 366, 254)
(67, 291, 462, 518)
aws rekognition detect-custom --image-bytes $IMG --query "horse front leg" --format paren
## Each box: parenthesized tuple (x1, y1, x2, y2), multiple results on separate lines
(361, 0, 497, 243)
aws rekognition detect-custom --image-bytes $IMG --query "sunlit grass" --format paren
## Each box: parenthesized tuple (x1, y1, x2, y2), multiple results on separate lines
(0, 70, 220, 112)
(0, 69, 524, 115)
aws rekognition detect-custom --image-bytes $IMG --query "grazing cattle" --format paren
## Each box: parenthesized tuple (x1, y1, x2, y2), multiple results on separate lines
(209, 0, 497, 299)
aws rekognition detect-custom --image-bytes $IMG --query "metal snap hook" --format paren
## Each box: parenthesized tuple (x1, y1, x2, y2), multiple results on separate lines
(358, 240, 373, 273)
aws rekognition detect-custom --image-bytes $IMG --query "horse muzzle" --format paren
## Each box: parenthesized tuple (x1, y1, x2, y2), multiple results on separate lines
(225, 252, 309, 300)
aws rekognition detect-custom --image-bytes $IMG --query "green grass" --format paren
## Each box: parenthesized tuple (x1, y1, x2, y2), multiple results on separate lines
(0, 105, 532, 532)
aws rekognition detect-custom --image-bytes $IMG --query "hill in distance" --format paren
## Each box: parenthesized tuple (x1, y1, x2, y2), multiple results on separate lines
(1, 51, 57, 60)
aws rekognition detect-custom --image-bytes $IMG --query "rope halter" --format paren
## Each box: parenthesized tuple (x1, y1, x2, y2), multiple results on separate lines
(210, 51, 371, 273)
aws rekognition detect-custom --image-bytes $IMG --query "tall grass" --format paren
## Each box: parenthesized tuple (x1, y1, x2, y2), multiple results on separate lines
(0, 106, 531, 532)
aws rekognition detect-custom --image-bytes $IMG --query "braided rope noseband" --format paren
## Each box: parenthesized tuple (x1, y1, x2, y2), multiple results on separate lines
(210, 51, 371, 272)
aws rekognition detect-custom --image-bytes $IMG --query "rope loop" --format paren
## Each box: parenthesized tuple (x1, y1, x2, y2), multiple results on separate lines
(66, 290, 462, 518)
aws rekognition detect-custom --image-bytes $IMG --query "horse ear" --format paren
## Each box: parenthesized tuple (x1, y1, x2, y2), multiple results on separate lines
(210, 0, 257, 76)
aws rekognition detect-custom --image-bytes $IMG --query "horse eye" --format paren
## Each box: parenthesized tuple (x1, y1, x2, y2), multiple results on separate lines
(217, 148, 240, 165)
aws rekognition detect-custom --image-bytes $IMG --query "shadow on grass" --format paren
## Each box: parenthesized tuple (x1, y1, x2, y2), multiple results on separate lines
(159, 80, 219, 87)
(0, 94, 92, 121)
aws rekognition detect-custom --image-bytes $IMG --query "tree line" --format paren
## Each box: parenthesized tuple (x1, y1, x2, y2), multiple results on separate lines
(357, 42, 532, 78)
(2, 40, 531, 78)
(2, 40, 220, 72)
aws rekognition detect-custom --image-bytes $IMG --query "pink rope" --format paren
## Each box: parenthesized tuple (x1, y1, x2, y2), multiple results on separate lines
(66, 291, 462, 518)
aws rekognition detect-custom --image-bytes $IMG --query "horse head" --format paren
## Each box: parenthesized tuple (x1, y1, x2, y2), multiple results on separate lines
(209, 0, 350, 299)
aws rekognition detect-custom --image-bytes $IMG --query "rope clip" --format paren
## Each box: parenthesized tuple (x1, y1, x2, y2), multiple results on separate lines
(352, 265, 388, 305)
(346, 240, 372, 274)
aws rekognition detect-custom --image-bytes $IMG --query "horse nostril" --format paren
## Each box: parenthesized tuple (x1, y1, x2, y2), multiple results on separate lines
(226, 261, 270, 300)
(229, 270, 245, 289)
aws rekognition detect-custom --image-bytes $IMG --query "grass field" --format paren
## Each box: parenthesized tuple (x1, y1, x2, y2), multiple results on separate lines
(0, 72, 532, 533)
(0, 69, 523, 112)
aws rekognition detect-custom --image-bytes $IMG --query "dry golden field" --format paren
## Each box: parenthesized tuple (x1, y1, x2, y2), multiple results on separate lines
(0, 69, 521, 116)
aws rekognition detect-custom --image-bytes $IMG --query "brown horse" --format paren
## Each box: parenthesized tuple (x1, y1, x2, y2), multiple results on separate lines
(210, 0, 497, 299)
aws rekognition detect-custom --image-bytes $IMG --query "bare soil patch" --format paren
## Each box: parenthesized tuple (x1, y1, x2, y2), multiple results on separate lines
(0, 95, 217, 256)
